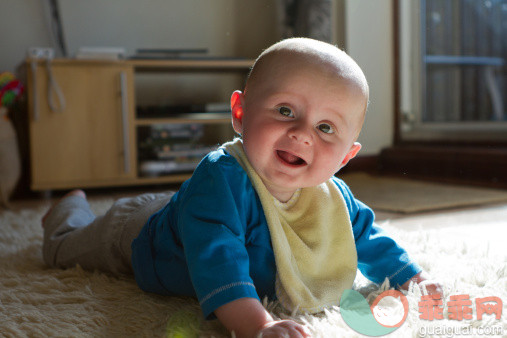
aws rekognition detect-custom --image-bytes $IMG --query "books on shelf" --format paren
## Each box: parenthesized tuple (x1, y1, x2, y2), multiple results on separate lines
(139, 145, 215, 176)
(156, 145, 216, 160)
(139, 160, 200, 176)
(139, 142, 215, 176)
(137, 123, 218, 177)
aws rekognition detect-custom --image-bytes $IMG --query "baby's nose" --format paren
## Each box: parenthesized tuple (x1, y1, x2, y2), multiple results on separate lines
(288, 124, 313, 146)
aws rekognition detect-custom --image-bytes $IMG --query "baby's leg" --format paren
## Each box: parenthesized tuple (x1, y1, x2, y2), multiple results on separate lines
(42, 190, 108, 272)
(42, 190, 173, 276)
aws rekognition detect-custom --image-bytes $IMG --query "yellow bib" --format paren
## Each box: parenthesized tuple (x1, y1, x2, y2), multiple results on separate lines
(223, 139, 357, 313)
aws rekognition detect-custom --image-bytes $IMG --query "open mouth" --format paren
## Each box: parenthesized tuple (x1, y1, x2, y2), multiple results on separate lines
(276, 150, 307, 166)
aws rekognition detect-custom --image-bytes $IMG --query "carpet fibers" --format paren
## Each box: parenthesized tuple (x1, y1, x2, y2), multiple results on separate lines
(0, 195, 506, 337)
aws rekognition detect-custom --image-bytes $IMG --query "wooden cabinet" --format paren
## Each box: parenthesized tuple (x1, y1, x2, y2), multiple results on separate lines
(27, 60, 136, 190)
(26, 58, 253, 191)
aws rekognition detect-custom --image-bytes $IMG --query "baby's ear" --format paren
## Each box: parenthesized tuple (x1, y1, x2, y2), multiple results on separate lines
(340, 142, 362, 168)
(231, 90, 245, 134)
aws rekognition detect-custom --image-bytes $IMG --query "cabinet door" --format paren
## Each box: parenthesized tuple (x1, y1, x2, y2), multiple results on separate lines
(28, 62, 136, 189)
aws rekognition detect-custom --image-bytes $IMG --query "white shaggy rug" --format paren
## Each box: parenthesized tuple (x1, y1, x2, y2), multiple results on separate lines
(0, 197, 506, 337)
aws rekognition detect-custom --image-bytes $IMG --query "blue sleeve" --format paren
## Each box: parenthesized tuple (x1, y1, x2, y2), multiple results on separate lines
(333, 177, 422, 288)
(177, 156, 259, 319)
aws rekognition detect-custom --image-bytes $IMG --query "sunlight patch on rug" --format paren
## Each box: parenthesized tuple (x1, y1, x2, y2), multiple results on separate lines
(341, 173, 507, 213)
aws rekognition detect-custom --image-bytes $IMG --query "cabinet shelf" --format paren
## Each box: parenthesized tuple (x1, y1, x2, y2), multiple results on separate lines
(135, 112, 231, 126)
(128, 59, 254, 72)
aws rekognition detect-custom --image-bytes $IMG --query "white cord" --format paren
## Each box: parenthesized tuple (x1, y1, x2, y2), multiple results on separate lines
(30, 59, 39, 121)
(45, 58, 66, 113)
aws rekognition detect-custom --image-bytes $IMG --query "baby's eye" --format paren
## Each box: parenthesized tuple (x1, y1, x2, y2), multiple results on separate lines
(317, 123, 334, 134)
(278, 106, 294, 117)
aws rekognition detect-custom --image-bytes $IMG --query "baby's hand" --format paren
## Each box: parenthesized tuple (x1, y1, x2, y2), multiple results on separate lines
(419, 279, 444, 297)
(402, 271, 444, 298)
(256, 319, 312, 338)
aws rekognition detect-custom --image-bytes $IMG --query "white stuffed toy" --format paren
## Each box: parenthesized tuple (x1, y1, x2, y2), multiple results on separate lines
(0, 107, 21, 208)
(0, 72, 24, 208)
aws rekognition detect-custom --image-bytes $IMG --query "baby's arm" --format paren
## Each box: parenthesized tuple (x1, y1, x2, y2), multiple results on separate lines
(177, 162, 310, 337)
(215, 298, 311, 338)
(335, 178, 443, 295)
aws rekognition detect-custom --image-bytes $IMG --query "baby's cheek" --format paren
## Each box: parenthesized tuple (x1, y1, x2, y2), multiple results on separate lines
(320, 147, 344, 169)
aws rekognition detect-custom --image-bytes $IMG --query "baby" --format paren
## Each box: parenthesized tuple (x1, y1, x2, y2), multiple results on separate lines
(42, 38, 440, 338)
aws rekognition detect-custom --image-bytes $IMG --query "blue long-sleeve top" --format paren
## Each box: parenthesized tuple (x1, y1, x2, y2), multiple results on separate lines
(131, 147, 422, 319)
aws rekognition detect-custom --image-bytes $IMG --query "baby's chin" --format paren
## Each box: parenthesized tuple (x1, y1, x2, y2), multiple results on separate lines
(267, 175, 331, 192)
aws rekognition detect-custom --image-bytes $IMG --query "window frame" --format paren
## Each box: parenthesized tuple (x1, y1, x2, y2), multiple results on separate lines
(394, 0, 507, 144)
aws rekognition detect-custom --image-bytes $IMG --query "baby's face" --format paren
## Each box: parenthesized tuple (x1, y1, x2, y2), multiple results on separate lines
(234, 54, 367, 201)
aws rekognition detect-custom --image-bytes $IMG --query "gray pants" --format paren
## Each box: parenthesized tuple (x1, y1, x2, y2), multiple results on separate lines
(42, 192, 174, 276)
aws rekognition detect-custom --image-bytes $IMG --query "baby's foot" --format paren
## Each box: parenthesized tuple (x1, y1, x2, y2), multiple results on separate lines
(42, 189, 86, 227)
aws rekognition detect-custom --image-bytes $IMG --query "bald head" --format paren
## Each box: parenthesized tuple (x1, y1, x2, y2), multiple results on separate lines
(246, 38, 369, 103)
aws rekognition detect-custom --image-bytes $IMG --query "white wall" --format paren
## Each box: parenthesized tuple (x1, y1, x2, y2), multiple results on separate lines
(345, 0, 394, 155)
(0, 0, 53, 73)
(0, 0, 279, 72)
